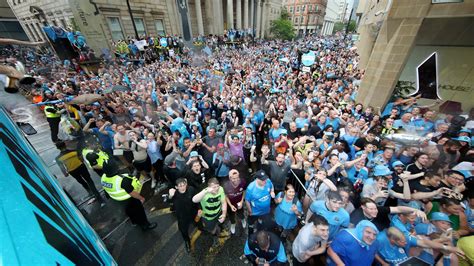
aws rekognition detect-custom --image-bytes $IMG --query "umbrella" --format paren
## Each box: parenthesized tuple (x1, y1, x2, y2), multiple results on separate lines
(112, 85, 130, 92)
(68, 93, 104, 104)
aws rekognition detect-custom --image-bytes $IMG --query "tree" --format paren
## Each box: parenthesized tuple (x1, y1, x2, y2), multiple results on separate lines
(333, 21, 357, 34)
(270, 9, 296, 40)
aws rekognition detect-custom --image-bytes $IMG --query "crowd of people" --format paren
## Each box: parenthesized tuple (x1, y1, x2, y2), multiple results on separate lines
(3, 31, 474, 266)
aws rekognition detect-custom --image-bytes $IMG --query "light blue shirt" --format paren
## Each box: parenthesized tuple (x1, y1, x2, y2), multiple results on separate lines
(309, 200, 349, 241)
(274, 192, 303, 230)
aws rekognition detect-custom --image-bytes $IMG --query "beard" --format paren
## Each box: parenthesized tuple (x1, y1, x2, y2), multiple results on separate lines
(446, 149, 458, 154)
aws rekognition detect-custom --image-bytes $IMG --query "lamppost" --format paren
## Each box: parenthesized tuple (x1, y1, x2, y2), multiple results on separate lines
(252, 0, 257, 43)
(126, 0, 139, 39)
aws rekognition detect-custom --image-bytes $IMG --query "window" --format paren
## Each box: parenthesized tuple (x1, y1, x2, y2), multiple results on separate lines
(315, 5, 319, 11)
(289, 7, 293, 13)
(308, 5, 312, 12)
(155, 20, 165, 36)
(302, 5, 305, 12)
(133, 18, 146, 36)
(296, 6, 300, 13)
(107, 17, 124, 41)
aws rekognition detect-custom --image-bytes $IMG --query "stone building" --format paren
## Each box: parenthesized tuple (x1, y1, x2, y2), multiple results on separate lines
(0, 0, 28, 40)
(355, 0, 474, 111)
(283, 0, 327, 35)
(7, 0, 281, 54)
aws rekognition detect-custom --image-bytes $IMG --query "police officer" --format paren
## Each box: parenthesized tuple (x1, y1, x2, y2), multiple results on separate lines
(83, 148, 110, 176)
(244, 230, 287, 266)
(44, 102, 63, 142)
(101, 168, 157, 231)
(55, 142, 105, 206)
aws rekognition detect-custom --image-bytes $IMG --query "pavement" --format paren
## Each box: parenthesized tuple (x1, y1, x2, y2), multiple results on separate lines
(0, 90, 250, 265)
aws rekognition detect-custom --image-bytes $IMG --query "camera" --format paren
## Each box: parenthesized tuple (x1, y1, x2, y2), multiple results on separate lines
(162, 194, 169, 202)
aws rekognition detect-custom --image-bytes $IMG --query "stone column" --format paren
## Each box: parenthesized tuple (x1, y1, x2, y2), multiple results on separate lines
(236, 0, 242, 29)
(250, 0, 254, 30)
(256, 0, 261, 38)
(227, 0, 234, 29)
(260, 1, 267, 38)
(195, 0, 204, 35)
(205, 0, 214, 34)
(243, 0, 249, 29)
(213, 0, 223, 34)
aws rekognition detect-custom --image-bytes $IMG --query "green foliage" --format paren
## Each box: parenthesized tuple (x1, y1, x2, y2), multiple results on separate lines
(270, 9, 296, 40)
(333, 21, 357, 34)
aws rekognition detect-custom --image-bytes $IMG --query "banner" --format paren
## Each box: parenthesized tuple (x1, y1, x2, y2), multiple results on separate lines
(301, 51, 316, 67)
(69, 0, 110, 54)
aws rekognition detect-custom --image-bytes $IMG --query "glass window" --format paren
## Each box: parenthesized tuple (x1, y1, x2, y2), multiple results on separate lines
(107, 17, 124, 41)
(296, 6, 300, 13)
(155, 20, 165, 36)
(302, 5, 305, 12)
(133, 18, 146, 36)
(289, 7, 293, 13)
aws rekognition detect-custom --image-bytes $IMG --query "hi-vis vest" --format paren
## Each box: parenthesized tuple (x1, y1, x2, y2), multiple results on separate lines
(44, 105, 61, 118)
(101, 174, 142, 201)
(82, 149, 109, 169)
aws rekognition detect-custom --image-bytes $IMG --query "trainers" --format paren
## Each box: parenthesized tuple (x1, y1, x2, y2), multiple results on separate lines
(151, 179, 157, 189)
(230, 223, 236, 234)
(141, 222, 157, 231)
(241, 219, 247, 229)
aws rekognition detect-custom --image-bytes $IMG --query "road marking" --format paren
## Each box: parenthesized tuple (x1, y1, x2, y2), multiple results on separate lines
(190, 229, 201, 250)
(206, 230, 231, 265)
(148, 207, 172, 219)
(134, 222, 179, 266)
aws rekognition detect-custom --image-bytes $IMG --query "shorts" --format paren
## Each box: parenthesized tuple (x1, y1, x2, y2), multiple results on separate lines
(133, 156, 152, 172)
(201, 214, 220, 233)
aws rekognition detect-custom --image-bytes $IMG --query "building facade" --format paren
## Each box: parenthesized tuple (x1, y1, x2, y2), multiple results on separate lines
(321, 0, 339, 35)
(355, 0, 474, 111)
(7, 0, 280, 54)
(336, 0, 347, 22)
(0, 0, 28, 40)
(283, 0, 327, 35)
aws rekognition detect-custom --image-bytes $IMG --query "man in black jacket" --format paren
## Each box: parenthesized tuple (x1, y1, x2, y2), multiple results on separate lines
(244, 230, 287, 265)
(168, 178, 197, 253)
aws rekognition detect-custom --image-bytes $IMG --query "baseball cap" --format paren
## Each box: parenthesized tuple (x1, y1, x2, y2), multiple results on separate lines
(392, 161, 405, 168)
(430, 212, 452, 224)
(255, 170, 269, 180)
(217, 143, 225, 149)
(373, 165, 393, 176)
(190, 151, 199, 157)
(190, 107, 198, 112)
(280, 129, 288, 135)
(459, 128, 471, 134)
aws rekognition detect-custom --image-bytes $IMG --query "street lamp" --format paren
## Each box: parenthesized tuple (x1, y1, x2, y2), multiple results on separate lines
(126, 0, 140, 39)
